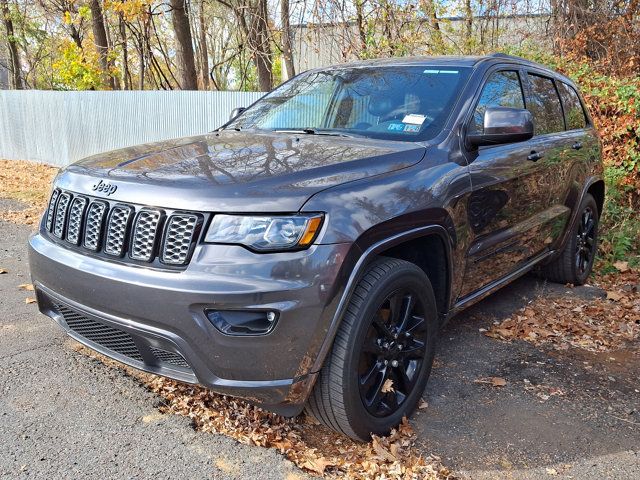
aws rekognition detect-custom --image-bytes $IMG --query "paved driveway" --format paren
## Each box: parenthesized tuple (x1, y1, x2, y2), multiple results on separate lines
(1, 217, 638, 479)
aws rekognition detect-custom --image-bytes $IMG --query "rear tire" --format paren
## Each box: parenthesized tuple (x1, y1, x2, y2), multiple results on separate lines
(305, 257, 439, 441)
(538, 193, 599, 285)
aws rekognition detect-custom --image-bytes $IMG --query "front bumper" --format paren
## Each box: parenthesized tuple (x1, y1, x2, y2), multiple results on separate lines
(28, 232, 352, 416)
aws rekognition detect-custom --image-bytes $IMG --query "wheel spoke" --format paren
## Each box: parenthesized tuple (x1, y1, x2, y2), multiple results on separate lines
(394, 363, 412, 393)
(576, 249, 583, 271)
(372, 313, 395, 340)
(585, 219, 594, 236)
(397, 294, 415, 332)
(360, 361, 381, 387)
(398, 340, 425, 360)
(365, 368, 388, 408)
(406, 315, 426, 334)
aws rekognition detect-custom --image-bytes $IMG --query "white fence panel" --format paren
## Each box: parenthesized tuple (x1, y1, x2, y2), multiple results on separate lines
(0, 90, 264, 167)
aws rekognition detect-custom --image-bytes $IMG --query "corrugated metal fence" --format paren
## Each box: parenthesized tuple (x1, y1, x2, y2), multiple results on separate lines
(0, 90, 264, 167)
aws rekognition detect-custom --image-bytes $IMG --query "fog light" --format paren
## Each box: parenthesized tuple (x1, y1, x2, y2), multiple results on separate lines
(205, 309, 278, 336)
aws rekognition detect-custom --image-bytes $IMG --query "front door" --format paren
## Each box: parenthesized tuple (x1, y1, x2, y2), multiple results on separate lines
(459, 68, 572, 299)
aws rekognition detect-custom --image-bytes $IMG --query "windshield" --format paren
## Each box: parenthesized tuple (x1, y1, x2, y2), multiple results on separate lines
(227, 66, 471, 142)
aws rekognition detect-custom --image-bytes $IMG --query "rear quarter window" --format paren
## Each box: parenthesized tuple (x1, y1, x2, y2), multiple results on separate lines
(557, 82, 588, 130)
(526, 73, 564, 135)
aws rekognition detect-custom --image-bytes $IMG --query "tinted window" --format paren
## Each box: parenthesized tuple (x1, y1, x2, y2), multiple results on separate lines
(557, 82, 587, 130)
(471, 71, 525, 133)
(229, 66, 471, 142)
(526, 74, 564, 135)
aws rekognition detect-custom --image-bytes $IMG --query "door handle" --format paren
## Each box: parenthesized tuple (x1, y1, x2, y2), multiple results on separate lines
(572, 142, 583, 150)
(527, 151, 544, 162)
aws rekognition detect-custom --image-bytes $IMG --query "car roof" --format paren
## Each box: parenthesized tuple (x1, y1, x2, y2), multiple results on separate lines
(323, 53, 576, 87)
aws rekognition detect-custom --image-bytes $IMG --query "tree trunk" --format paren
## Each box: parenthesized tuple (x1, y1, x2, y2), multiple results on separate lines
(1, 0, 23, 89)
(169, 0, 198, 90)
(355, 0, 366, 54)
(464, 0, 473, 52)
(421, 0, 443, 52)
(198, 0, 209, 89)
(280, 0, 295, 79)
(89, 0, 115, 89)
(251, 0, 272, 91)
(119, 15, 131, 90)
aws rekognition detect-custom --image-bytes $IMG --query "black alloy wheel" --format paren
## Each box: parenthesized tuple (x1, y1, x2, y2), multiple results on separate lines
(306, 257, 439, 441)
(358, 290, 428, 417)
(538, 193, 599, 285)
(575, 205, 596, 277)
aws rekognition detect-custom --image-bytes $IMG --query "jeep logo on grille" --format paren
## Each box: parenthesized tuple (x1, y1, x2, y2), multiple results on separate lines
(92, 180, 118, 196)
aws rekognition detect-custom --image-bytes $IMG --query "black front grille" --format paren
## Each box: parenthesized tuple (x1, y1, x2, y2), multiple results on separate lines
(55, 303, 144, 362)
(45, 189, 201, 268)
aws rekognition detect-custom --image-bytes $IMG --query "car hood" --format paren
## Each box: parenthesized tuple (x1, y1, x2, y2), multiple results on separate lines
(57, 130, 426, 212)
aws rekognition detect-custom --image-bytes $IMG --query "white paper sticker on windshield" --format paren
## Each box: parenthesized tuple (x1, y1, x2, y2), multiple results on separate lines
(423, 69, 459, 74)
(402, 114, 426, 125)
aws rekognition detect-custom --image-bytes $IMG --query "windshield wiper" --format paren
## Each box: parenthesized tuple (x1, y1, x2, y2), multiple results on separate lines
(273, 128, 360, 138)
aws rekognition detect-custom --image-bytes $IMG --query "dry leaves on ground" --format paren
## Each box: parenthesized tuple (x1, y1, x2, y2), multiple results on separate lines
(474, 376, 507, 387)
(75, 346, 452, 480)
(486, 270, 640, 352)
(18, 283, 34, 291)
(0, 159, 58, 225)
(522, 379, 565, 402)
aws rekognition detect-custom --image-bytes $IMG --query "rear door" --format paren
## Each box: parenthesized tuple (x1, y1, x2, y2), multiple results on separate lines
(459, 67, 571, 299)
(553, 80, 601, 233)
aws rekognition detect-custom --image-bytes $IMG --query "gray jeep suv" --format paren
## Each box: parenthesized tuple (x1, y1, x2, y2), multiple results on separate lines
(29, 54, 603, 441)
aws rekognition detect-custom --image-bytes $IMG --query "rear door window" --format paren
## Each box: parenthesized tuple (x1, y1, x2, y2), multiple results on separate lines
(526, 73, 565, 135)
(471, 70, 525, 134)
(557, 82, 587, 130)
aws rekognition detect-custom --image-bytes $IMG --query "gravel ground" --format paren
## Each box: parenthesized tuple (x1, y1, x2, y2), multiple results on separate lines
(0, 218, 308, 480)
(417, 273, 640, 479)
(1, 209, 638, 479)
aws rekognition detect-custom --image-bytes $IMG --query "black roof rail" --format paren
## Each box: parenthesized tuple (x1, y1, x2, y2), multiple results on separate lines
(488, 52, 524, 60)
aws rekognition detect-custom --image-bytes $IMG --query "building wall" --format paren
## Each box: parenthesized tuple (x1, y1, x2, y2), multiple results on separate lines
(290, 15, 552, 74)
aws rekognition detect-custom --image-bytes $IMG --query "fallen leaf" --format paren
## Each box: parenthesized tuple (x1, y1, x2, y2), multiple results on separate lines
(18, 283, 34, 291)
(25, 297, 36, 304)
(301, 457, 333, 475)
(613, 261, 629, 272)
(0, 268, 7, 274)
(381, 378, 394, 393)
(418, 399, 429, 409)
(491, 377, 507, 387)
(546, 467, 558, 475)
(475, 376, 507, 387)
(606, 290, 623, 301)
(372, 437, 397, 462)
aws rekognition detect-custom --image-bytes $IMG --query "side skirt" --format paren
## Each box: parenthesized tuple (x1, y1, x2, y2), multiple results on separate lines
(444, 249, 555, 323)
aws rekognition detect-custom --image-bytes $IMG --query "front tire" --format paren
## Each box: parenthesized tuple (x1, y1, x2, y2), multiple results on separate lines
(306, 257, 439, 441)
(539, 193, 599, 285)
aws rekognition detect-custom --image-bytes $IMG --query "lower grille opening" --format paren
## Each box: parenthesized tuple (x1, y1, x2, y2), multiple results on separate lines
(54, 303, 144, 362)
(150, 347, 190, 369)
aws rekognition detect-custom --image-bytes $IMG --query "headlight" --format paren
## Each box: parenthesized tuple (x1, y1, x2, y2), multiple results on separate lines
(204, 213, 324, 252)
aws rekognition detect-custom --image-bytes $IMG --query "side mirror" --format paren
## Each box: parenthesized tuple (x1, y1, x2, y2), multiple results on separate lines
(467, 107, 534, 147)
(229, 107, 246, 121)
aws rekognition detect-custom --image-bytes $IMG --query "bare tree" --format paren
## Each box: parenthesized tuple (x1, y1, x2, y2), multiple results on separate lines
(197, 0, 209, 89)
(1, 0, 23, 89)
(464, 0, 473, 52)
(88, 0, 116, 88)
(169, 0, 198, 89)
(280, 0, 294, 79)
